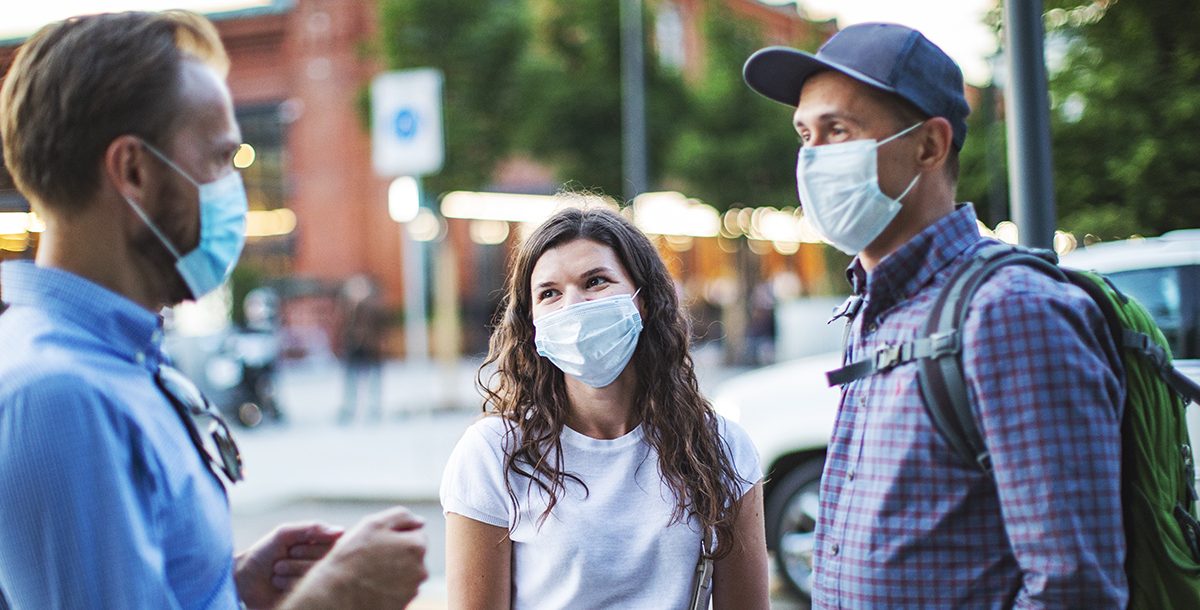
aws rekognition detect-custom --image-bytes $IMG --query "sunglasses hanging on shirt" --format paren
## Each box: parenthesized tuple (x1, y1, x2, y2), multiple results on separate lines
(155, 363, 245, 486)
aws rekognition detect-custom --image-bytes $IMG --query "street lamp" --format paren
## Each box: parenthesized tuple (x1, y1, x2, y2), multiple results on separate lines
(388, 176, 421, 224)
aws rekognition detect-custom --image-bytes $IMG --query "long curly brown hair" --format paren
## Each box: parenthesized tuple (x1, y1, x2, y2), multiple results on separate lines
(477, 206, 746, 559)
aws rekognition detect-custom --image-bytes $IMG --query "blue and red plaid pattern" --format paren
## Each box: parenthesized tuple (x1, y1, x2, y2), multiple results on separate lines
(812, 205, 1127, 608)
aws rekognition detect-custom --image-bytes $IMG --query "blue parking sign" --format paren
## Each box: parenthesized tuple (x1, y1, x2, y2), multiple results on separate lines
(393, 108, 419, 140)
(371, 69, 444, 177)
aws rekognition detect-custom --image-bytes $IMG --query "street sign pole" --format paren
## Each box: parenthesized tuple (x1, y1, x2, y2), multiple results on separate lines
(372, 69, 444, 363)
(401, 177, 429, 363)
(1004, 0, 1056, 249)
(620, 0, 648, 204)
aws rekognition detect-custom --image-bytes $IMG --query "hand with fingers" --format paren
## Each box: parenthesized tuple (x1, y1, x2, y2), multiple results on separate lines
(235, 522, 344, 609)
(279, 506, 429, 610)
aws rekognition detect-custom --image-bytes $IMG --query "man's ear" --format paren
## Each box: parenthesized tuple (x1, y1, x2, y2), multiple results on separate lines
(103, 135, 150, 205)
(915, 117, 953, 173)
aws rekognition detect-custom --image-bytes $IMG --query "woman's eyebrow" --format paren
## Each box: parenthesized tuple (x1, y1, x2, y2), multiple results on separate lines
(579, 266, 615, 278)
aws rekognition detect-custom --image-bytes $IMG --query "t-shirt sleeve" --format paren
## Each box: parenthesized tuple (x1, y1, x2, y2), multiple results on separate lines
(0, 373, 182, 609)
(717, 415, 762, 499)
(439, 417, 514, 528)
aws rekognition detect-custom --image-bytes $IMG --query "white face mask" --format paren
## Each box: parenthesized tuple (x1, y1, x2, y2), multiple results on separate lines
(796, 122, 923, 255)
(533, 289, 643, 388)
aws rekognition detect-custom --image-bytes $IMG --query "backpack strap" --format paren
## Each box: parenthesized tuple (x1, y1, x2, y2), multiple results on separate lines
(915, 242, 1066, 474)
(1121, 329, 1200, 405)
(822, 241, 1065, 473)
(829, 294, 865, 369)
(825, 333, 959, 386)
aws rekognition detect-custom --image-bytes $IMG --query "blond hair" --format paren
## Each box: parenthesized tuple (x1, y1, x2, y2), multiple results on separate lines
(0, 10, 228, 211)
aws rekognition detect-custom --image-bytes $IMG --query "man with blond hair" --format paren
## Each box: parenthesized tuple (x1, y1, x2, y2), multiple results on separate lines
(0, 11, 425, 609)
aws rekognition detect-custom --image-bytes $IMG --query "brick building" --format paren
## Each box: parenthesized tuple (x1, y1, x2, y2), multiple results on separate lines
(0, 0, 831, 357)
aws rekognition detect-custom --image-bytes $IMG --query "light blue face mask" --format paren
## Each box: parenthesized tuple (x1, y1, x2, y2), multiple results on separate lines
(534, 289, 643, 388)
(796, 121, 923, 255)
(123, 141, 248, 299)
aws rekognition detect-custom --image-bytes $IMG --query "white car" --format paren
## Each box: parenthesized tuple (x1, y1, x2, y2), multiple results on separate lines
(713, 229, 1200, 600)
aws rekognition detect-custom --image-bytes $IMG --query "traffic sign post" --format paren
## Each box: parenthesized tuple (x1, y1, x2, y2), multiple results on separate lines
(371, 69, 444, 178)
(371, 69, 444, 363)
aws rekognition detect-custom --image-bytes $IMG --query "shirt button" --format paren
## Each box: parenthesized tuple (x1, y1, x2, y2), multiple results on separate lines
(151, 330, 163, 344)
(847, 470, 856, 482)
(830, 543, 840, 556)
(866, 322, 878, 333)
(135, 352, 146, 365)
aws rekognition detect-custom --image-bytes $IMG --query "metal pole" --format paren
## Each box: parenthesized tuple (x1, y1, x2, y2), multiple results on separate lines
(1003, 0, 1056, 249)
(620, 0, 649, 203)
(402, 177, 429, 362)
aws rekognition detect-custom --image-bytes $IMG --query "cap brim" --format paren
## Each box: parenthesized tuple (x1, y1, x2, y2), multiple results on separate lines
(743, 46, 897, 107)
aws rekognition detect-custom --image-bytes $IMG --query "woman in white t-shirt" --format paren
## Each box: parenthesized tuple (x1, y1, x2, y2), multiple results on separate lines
(440, 206, 769, 609)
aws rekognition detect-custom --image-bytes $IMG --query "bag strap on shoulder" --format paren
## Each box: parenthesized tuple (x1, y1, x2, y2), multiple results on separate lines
(916, 242, 1065, 473)
(824, 241, 1063, 473)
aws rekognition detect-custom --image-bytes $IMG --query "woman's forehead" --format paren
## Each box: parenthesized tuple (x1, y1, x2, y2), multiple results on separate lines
(530, 239, 624, 282)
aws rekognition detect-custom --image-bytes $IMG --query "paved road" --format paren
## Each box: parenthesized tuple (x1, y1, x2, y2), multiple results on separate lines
(226, 356, 807, 608)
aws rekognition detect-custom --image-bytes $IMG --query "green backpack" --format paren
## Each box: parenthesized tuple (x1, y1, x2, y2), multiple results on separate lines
(827, 241, 1200, 607)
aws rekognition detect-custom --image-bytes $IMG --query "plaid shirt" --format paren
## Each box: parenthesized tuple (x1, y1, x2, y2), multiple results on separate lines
(812, 205, 1127, 608)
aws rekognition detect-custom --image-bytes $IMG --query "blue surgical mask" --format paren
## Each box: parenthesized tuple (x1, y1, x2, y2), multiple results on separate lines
(796, 122, 923, 255)
(123, 141, 249, 299)
(534, 289, 643, 388)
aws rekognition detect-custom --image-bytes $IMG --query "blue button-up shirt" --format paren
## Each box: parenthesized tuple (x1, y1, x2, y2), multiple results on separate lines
(0, 261, 237, 609)
(813, 206, 1127, 608)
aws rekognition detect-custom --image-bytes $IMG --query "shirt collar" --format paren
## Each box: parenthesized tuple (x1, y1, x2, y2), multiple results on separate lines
(1, 261, 165, 369)
(845, 204, 984, 316)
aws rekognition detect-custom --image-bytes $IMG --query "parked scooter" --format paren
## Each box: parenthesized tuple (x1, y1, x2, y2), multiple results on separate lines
(164, 286, 284, 428)
(200, 327, 281, 427)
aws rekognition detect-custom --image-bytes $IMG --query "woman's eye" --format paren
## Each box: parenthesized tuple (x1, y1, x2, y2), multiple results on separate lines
(538, 289, 557, 301)
(586, 276, 609, 288)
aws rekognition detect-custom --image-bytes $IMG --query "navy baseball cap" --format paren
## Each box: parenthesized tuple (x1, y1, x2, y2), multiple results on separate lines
(743, 22, 970, 149)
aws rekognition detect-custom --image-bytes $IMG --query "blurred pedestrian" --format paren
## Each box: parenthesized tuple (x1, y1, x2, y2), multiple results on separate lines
(440, 206, 770, 608)
(338, 273, 385, 423)
(744, 22, 1125, 606)
(746, 279, 777, 365)
(0, 11, 425, 608)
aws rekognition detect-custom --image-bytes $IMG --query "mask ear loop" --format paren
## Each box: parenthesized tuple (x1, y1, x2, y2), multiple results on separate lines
(877, 121, 925, 204)
(877, 121, 925, 146)
(122, 194, 184, 260)
(140, 140, 202, 188)
(895, 173, 921, 203)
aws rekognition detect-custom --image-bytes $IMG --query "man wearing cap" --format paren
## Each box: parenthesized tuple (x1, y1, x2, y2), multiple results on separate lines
(744, 23, 1125, 606)
(0, 11, 426, 609)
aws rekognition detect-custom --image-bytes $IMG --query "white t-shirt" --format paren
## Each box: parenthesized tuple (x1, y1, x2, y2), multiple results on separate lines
(440, 414, 761, 609)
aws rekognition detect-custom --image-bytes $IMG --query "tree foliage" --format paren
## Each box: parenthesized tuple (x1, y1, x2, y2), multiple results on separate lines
(377, 0, 529, 197)
(662, 0, 808, 212)
(962, 0, 1200, 238)
(1045, 0, 1200, 238)
(511, 0, 687, 199)
(374, 0, 820, 210)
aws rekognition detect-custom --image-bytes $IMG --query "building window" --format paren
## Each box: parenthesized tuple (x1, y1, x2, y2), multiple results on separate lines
(236, 103, 294, 271)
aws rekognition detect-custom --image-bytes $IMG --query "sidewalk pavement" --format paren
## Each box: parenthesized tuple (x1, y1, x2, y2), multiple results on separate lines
(229, 349, 749, 511)
(227, 357, 483, 512)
